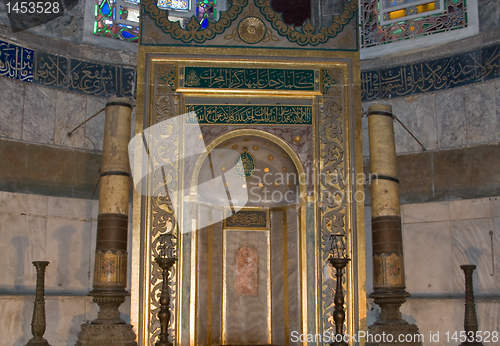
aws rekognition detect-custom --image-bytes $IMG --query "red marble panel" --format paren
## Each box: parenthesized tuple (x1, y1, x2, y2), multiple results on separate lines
(235, 245, 258, 296)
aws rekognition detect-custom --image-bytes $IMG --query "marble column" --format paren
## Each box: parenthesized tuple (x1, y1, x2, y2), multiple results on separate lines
(366, 104, 422, 346)
(76, 98, 137, 346)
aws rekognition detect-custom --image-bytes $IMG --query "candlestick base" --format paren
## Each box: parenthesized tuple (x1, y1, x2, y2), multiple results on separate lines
(26, 337, 51, 346)
(75, 323, 137, 346)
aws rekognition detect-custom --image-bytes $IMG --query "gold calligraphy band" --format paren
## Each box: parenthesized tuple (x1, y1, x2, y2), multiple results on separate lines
(100, 171, 131, 177)
(106, 101, 133, 108)
(372, 174, 399, 184)
(367, 110, 393, 118)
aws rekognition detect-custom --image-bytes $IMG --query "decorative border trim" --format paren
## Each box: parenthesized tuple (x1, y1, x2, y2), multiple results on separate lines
(141, 0, 247, 44)
(140, 0, 358, 49)
(255, 0, 358, 46)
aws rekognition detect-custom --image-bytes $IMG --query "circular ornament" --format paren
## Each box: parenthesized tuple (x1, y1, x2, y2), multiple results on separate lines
(238, 17, 266, 44)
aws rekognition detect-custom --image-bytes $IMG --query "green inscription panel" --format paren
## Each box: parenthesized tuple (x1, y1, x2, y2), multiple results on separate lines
(183, 67, 318, 91)
(185, 105, 313, 125)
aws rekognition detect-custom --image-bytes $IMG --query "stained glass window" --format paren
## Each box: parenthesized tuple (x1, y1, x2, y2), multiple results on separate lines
(196, 0, 217, 29)
(157, 0, 190, 10)
(94, 0, 140, 42)
(94, 0, 228, 42)
(361, 0, 468, 49)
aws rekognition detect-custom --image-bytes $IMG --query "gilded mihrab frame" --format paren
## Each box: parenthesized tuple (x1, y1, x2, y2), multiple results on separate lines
(131, 2, 365, 344)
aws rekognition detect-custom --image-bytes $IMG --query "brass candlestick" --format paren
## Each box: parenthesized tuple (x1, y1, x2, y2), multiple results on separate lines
(26, 261, 51, 346)
(459, 265, 485, 346)
(328, 234, 350, 346)
(328, 257, 350, 346)
(154, 234, 177, 346)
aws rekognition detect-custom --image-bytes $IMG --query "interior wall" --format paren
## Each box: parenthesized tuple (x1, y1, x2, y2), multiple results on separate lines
(0, 1, 498, 345)
(365, 196, 500, 346)
(0, 192, 133, 346)
(361, 9, 500, 346)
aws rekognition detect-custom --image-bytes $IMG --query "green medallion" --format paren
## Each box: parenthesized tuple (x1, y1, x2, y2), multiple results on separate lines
(234, 151, 255, 179)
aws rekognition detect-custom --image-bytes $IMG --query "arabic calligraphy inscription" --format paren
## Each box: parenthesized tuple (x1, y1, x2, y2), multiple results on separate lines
(183, 67, 317, 91)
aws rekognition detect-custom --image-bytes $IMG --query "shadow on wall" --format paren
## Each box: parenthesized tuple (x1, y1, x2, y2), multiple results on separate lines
(464, 247, 484, 294)
(13, 298, 34, 346)
(12, 236, 29, 291)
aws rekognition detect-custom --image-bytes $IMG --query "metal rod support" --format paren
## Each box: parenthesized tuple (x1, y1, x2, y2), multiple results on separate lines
(392, 115, 427, 151)
(67, 107, 105, 137)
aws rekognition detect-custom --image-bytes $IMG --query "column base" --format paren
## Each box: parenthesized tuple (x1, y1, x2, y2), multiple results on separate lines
(75, 323, 137, 346)
(366, 290, 422, 346)
(365, 323, 422, 346)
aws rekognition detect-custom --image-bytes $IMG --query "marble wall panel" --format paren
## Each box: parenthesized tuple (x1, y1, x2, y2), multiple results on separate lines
(45, 218, 92, 292)
(0, 78, 24, 140)
(451, 219, 499, 295)
(479, 0, 500, 31)
(270, 210, 285, 345)
(408, 299, 467, 346)
(449, 198, 491, 220)
(435, 89, 466, 148)
(476, 300, 500, 335)
(0, 213, 47, 290)
(392, 97, 421, 154)
(0, 296, 133, 346)
(22, 84, 56, 145)
(392, 94, 438, 153)
(45, 296, 87, 346)
(84, 96, 106, 151)
(46, 195, 93, 220)
(54, 91, 87, 148)
(464, 83, 497, 145)
(403, 221, 454, 294)
(196, 222, 210, 344)
(0, 297, 33, 346)
(1, 191, 47, 216)
(490, 197, 500, 218)
(402, 201, 450, 224)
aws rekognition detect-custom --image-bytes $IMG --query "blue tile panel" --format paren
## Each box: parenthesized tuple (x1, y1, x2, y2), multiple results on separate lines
(361, 42, 500, 101)
(0, 39, 135, 98)
(0, 40, 34, 82)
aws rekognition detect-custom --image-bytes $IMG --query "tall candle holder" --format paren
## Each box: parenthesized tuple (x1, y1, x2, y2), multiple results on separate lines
(459, 265, 485, 346)
(328, 234, 350, 346)
(154, 234, 177, 346)
(26, 261, 51, 346)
